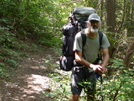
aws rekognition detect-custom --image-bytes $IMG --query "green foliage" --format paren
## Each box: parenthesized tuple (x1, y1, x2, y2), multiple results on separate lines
(100, 58, 134, 101)
(42, 72, 71, 101)
(0, 0, 62, 45)
(43, 54, 59, 72)
(42, 57, 134, 101)
(0, 0, 133, 100)
(0, 0, 88, 47)
(0, 31, 17, 49)
(106, 31, 118, 47)
(0, 63, 9, 79)
(84, 0, 98, 8)
(0, 47, 19, 79)
(38, 37, 62, 46)
(6, 59, 17, 67)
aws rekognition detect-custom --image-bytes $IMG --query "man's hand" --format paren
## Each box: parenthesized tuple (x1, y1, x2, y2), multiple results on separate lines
(89, 64, 103, 75)
(100, 64, 108, 73)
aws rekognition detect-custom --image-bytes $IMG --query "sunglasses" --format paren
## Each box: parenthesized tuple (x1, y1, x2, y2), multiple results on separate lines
(90, 20, 99, 23)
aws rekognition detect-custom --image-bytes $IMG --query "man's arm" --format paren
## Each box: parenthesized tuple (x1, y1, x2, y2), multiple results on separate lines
(101, 48, 109, 73)
(75, 50, 91, 67)
(75, 50, 103, 73)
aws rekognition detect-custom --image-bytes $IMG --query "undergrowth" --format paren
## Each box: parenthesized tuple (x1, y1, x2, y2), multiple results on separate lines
(0, 31, 133, 100)
(0, 31, 42, 80)
(42, 55, 134, 101)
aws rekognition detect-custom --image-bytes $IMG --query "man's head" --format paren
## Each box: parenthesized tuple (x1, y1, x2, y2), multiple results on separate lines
(87, 13, 101, 33)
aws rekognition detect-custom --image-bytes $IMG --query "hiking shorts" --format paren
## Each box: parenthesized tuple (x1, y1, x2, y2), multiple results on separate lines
(71, 66, 96, 95)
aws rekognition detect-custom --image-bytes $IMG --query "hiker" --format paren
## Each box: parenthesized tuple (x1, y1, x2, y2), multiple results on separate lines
(69, 13, 110, 101)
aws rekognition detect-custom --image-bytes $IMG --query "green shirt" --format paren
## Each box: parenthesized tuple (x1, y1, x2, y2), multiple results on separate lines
(73, 30, 110, 63)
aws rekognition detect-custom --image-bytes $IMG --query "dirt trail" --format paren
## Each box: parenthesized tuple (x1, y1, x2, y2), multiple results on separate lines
(0, 48, 58, 101)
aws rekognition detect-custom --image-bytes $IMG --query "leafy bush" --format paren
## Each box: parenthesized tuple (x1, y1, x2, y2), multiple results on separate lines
(0, 63, 9, 79)
(42, 58, 134, 101)
(42, 72, 71, 101)
(0, 0, 63, 46)
(99, 59, 134, 101)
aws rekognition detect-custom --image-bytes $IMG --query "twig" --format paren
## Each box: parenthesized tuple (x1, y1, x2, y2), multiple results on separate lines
(113, 81, 123, 101)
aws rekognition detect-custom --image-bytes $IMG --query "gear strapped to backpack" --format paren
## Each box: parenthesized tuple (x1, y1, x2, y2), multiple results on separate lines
(60, 7, 103, 71)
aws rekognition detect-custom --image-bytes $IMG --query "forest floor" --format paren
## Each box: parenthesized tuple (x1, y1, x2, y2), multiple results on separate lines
(0, 46, 62, 101)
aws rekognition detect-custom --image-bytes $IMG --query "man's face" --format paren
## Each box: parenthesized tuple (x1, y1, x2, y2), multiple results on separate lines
(89, 20, 100, 33)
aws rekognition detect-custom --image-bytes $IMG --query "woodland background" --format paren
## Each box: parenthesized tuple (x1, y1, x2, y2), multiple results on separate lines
(0, 0, 134, 101)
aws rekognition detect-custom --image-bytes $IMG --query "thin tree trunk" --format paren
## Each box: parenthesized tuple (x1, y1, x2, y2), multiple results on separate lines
(105, 0, 116, 58)
(106, 0, 116, 32)
(124, 39, 134, 67)
(117, 0, 126, 33)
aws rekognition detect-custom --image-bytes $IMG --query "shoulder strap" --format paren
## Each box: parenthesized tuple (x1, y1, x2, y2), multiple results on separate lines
(97, 31, 103, 61)
(98, 31, 103, 47)
(81, 30, 86, 47)
(80, 30, 86, 60)
(81, 30, 103, 47)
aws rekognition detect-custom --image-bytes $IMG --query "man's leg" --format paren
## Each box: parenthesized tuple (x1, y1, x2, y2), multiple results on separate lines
(70, 67, 84, 101)
(70, 94, 80, 101)
(86, 92, 95, 101)
(84, 68, 96, 101)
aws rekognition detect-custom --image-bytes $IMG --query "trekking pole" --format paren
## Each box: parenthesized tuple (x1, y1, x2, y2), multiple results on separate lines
(100, 75, 104, 101)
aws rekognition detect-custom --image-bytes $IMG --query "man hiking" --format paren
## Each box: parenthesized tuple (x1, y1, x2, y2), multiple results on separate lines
(70, 13, 110, 101)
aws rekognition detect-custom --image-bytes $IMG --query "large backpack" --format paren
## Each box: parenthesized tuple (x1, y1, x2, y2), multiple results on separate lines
(59, 7, 103, 71)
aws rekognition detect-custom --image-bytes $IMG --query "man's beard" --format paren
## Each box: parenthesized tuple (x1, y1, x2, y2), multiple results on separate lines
(90, 27, 98, 33)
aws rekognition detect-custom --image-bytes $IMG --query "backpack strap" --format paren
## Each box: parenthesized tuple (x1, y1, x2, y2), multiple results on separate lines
(81, 30, 103, 48)
(81, 30, 86, 47)
(73, 30, 86, 66)
(98, 30, 103, 48)
(81, 30, 87, 61)
(97, 31, 103, 62)
(78, 30, 103, 64)
(98, 31, 104, 101)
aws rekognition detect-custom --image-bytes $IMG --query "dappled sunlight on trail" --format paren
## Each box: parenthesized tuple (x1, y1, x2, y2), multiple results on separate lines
(0, 49, 58, 101)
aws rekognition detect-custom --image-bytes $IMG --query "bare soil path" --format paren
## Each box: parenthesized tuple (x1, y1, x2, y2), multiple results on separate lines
(0, 47, 59, 101)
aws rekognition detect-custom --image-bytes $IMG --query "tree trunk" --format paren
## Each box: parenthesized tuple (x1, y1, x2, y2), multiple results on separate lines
(127, 0, 134, 37)
(105, 0, 116, 58)
(124, 39, 134, 67)
(106, 0, 116, 32)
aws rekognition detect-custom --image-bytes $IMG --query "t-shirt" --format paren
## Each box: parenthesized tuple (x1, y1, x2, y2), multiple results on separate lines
(73, 30, 110, 63)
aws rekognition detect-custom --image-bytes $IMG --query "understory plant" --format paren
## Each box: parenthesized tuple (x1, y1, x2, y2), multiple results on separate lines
(96, 58, 134, 101)
(43, 58, 134, 101)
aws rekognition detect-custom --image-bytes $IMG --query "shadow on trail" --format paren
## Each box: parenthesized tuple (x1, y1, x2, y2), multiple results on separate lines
(0, 50, 60, 101)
